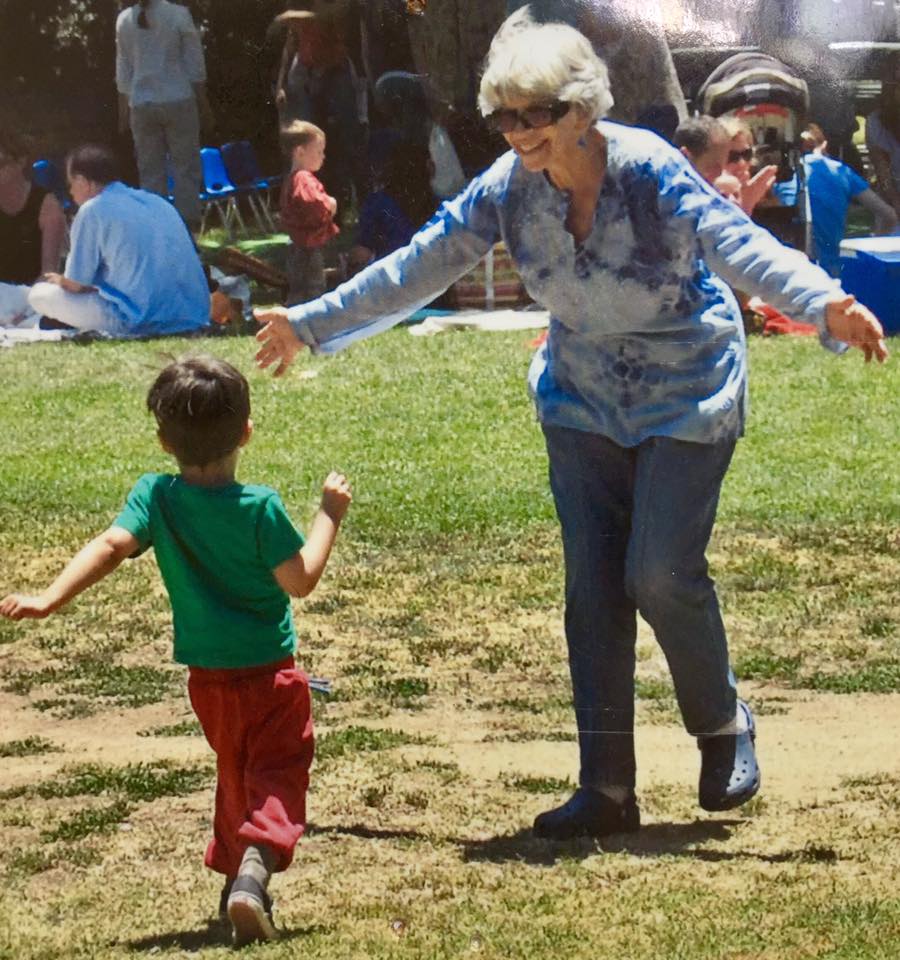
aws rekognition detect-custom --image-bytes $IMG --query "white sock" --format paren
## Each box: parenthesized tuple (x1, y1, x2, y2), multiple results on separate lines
(237, 844, 275, 891)
(597, 785, 630, 804)
(708, 704, 749, 737)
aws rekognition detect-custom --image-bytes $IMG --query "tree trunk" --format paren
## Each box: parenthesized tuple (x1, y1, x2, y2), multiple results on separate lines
(404, 0, 686, 124)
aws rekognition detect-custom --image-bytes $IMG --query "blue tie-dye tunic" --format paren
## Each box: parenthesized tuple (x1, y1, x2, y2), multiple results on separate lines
(287, 121, 842, 447)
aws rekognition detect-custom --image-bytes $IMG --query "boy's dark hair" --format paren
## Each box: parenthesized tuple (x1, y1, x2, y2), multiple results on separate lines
(137, 0, 150, 28)
(147, 357, 251, 467)
(673, 115, 726, 157)
(280, 120, 325, 152)
(67, 144, 119, 186)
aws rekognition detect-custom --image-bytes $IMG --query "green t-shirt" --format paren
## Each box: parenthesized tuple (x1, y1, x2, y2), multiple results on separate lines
(114, 473, 305, 669)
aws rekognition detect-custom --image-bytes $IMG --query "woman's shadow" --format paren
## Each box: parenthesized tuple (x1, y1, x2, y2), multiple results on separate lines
(461, 818, 749, 866)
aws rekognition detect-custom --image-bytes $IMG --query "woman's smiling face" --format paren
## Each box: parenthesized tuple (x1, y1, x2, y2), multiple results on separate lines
(500, 97, 585, 174)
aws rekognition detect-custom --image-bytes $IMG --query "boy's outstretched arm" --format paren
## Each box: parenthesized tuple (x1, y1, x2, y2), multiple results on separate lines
(274, 472, 352, 599)
(0, 527, 140, 620)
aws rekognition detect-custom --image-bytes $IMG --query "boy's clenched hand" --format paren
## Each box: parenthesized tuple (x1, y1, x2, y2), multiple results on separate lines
(320, 472, 352, 523)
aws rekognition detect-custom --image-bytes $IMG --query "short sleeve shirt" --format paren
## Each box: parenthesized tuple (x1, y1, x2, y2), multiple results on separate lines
(114, 473, 305, 668)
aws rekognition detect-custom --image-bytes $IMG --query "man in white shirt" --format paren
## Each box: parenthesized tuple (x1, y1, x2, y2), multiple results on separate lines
(116, 0, 214, 228)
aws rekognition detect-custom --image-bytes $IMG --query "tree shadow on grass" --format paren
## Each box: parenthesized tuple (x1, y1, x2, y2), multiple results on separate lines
(127, 918, 327, 953)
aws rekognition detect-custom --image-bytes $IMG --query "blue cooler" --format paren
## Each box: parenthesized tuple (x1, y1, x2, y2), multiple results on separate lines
(839, 237, 900, 336)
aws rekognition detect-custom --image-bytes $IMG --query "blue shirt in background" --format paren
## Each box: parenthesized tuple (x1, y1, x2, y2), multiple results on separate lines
(773, 154, 869, 277)
(287, 121, 842, 448)
(66, 182, 210, 337)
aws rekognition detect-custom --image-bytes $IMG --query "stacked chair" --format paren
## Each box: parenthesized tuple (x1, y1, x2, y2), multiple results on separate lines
(199, 146, 246, 236)
(221, 140, 281, 233)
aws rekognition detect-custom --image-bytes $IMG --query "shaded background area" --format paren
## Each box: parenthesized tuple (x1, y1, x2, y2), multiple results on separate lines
(3, 0, 900, 185)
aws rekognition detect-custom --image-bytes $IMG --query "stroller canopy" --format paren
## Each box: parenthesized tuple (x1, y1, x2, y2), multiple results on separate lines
(697, 52, 809, 118)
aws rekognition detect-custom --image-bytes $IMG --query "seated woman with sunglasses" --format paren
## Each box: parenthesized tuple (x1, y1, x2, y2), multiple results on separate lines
(721, 117, 778, 216)
(255, 8, 887, 839)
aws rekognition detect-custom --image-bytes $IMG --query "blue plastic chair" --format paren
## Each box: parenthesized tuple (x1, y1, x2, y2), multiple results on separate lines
(32, 158, 73, 212)
(221, 140, 279, 232)
(199, 147, 246, 236)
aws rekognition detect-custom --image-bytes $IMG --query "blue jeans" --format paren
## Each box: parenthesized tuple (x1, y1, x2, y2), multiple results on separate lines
(543, 425, 738, 791)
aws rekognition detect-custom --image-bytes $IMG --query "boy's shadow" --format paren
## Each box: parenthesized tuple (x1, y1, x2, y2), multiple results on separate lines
(127, 919, 328, 953)
(461, 818, 748, 866)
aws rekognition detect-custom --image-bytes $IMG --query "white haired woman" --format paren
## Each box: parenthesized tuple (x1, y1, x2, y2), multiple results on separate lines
(254, 9, 887, 839)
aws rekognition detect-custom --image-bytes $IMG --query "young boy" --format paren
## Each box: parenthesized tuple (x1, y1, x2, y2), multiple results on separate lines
(0, 356, 351, 947)
(279, 120, 339, 306)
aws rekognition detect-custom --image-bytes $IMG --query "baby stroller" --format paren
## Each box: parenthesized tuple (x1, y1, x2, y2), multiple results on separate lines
(696, 51, 813, 256)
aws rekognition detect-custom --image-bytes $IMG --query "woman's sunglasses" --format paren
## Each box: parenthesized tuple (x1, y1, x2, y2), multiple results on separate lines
(728, 148, 753, 164)
(486, 101, 571, 134)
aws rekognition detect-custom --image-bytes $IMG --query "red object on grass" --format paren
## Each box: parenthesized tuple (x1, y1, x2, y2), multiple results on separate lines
(749, 298, 818, 337)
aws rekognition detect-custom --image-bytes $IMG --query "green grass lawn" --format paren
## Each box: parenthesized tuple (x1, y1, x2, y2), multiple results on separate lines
(0, 331, 898, 959)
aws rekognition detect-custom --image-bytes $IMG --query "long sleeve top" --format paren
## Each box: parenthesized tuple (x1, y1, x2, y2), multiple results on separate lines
(286, 121, 843, 447)
(280, 170, 340, 249)
(116, 0, 206, 106)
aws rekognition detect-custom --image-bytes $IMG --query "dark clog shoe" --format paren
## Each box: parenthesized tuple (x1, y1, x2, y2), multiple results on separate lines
(698, 700, 760, 812)
(533, 787, 640, 840)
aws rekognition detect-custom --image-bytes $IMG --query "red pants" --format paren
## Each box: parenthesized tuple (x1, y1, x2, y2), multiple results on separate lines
(188, 656, 314, 877)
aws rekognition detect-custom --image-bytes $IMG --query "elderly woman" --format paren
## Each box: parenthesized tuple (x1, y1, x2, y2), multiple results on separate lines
(255, 9, 887, 839)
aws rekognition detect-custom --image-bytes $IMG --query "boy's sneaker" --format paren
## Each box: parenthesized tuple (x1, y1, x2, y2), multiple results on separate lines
(227, 875, 277, 946)
(533, 787, 640, 840)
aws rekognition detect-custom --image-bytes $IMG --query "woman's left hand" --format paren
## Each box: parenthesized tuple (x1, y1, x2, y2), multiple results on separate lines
(825, 294, 889, 363)
(740, 164, 778, 215)
(254, 306, 304, 377)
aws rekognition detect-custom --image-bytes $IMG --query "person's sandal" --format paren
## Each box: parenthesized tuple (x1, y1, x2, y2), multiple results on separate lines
(698, 700, 760, 812)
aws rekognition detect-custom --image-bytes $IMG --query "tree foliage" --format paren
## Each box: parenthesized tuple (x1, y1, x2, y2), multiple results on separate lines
(0, 0, 286, 160)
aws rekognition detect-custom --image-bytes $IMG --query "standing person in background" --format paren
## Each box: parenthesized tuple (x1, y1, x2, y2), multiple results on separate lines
(866, 63, 900, 217)
(272, 2, 365, 222)
(279, 121, 339, 306)
(775, 123, 897, 277)
(116, 0, 214, 231)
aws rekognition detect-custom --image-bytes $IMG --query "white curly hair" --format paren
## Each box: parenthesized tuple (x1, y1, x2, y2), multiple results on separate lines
(478, 6, 614, 123)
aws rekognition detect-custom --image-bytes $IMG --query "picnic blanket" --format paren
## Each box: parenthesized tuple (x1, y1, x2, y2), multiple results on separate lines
(408, 307, 549, 336)
(0, 325, 80, 348)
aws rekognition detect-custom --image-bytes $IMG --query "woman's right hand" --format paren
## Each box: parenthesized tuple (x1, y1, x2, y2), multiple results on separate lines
(740, 164, 778, 215)
(254, 306, 304, 377)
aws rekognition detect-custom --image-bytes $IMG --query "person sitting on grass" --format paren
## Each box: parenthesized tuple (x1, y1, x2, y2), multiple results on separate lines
(279, 120, 339, 306)
(0, 356, 352, 948)
(348, 141, 438, 274)
(27, 143, 210, 337)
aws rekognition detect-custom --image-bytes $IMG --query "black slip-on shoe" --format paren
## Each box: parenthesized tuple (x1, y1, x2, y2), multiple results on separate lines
(533, 787, 640, 840)
(698, 700, 761, 812)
